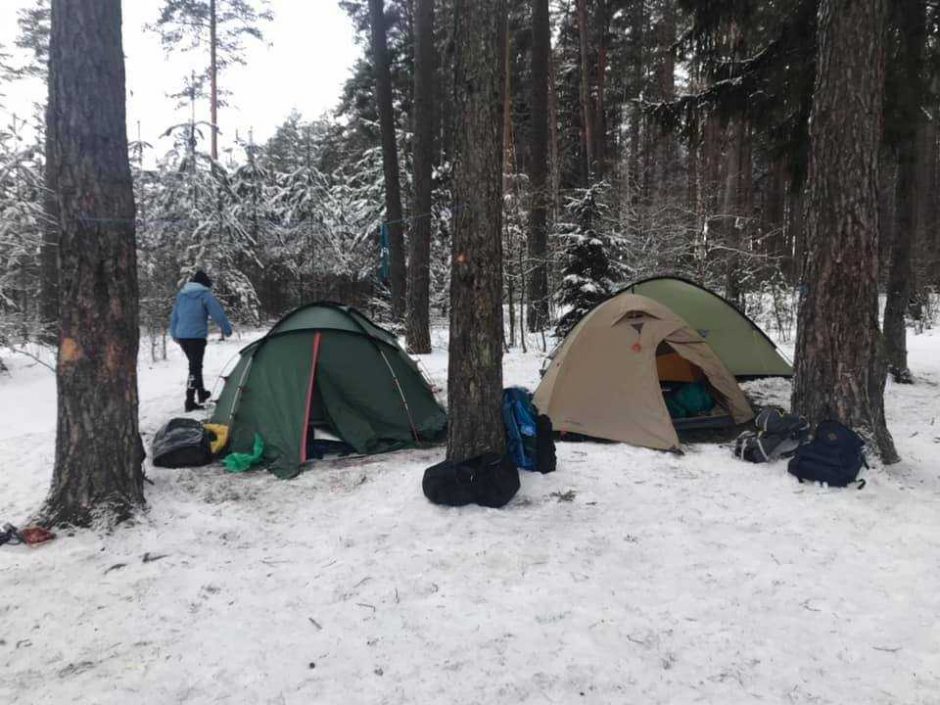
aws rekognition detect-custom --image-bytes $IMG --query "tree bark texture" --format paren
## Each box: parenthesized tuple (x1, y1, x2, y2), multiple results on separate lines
(447, 0, 506, 461)
(792, 0, 898, 462)
(651, 1, 676, 196)
(526, 0, 550, 331)
(592, 0, 609, 180)
(210, 0, 218, 161)
(883, 0, 925, 382)
(44, 0, 146, 526)
(40, 113, 59, 343)
(575, 0, 594, 184)
(406, 0, 434, 353)
(369, 0, 407, 320)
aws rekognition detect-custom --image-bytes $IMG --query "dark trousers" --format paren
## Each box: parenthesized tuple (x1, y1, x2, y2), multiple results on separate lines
(178, 338, 207, 400)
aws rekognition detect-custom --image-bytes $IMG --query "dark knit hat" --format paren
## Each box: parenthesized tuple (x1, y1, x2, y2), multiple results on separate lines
(191, 270, 213, 288)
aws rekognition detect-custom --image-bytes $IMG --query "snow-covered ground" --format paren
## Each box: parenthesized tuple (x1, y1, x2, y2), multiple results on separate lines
(2, 327, 939, 704)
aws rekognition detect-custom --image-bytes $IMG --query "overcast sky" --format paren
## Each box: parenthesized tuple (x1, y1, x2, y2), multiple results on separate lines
(0, 0, 359, 159)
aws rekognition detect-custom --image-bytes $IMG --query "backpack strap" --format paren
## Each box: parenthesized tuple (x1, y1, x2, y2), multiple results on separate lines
(755, 435, 770, 462)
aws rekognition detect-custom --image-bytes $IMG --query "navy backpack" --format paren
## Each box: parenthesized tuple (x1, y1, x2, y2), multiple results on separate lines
(502, 387, 556, 474)
(787, 420, 868, 489)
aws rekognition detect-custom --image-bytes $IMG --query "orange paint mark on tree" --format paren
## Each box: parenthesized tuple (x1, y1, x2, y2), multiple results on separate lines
(59, 337, 84, 364)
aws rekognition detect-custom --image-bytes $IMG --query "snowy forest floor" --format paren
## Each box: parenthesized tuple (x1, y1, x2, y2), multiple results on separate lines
(2, 327, 939, 705)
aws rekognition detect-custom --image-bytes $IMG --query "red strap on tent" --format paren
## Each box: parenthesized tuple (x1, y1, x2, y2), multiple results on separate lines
(300, 333, 322, 463)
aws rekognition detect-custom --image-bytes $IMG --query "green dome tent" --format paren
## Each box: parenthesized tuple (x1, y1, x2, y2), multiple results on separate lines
(623, 276, 793, 378)
(211, 303, 447, 478)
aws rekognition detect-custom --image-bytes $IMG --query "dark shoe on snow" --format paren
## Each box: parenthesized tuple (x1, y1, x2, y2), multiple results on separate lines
(1, 523, 23, 546)
(184, 401, 205, 413)
(197, 389, 212, 404)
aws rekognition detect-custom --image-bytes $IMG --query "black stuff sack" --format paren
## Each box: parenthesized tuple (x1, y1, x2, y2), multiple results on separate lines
(152, 418, 213, 468)
(787, 420, 868, 488)
(422, 453, 521, 508)
(535, 414, 557, 474)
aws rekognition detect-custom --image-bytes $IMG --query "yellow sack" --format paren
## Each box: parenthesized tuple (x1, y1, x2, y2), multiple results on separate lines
(203, 423, 230, 456)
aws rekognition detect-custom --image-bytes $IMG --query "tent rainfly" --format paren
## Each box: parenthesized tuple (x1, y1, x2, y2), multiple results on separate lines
(211, 303, 447, 478)
(534, 293, 754, 451)
(623, 276, 793, 378)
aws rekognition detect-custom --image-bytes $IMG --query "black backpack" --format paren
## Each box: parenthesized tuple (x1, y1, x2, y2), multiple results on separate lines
(152, 418, 213, 468)
(501, 387, 556, 474)
(422, 453, 521, 508)
(787, 420, 868, 488)
(534, 413, 557, 474)
(733, 407, 810, 463)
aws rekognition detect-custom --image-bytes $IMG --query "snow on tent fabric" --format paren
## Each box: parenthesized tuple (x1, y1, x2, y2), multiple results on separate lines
(534, 293, 754, 451)
(211, 303, 447, 478)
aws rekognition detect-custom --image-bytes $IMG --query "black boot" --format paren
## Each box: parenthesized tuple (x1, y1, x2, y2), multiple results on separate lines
(197, 388, 212, 404)
(185, 389, 204, 413)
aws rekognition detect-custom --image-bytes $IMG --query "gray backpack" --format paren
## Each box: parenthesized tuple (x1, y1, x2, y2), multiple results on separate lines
(733, 408, 810, 463)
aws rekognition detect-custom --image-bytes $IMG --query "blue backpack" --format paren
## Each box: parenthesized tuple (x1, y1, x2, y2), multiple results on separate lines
(502, 387, 555, 473)
(787, 420, 868, 489)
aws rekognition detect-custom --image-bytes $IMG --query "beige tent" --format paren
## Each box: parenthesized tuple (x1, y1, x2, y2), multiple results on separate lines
(534, 293, 754, 451)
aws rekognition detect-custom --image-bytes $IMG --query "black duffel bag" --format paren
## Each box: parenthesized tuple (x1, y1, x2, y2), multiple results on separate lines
(422, 453, 520, 508)
(152, 418, 213, 468)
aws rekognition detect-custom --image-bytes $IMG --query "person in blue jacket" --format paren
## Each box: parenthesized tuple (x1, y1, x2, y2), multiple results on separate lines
(170, 270, 233, 411)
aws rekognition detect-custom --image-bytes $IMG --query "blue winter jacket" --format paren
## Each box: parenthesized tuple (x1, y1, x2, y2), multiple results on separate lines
(170, 282, 233, 340)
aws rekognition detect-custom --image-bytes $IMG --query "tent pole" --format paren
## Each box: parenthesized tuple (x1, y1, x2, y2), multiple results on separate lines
(377, 347, 421, 444)
(226, 353, 256, 428)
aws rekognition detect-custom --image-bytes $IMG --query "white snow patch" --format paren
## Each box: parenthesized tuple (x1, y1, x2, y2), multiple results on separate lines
(1, 327, 939, 703)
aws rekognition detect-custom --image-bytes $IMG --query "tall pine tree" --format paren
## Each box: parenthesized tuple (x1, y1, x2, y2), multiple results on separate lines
(792, 0, 898, 462)
(447, 0, 507, 460)
(43, 0, 146, 525)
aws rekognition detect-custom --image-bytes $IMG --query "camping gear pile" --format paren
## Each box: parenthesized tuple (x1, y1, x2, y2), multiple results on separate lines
(422, 453, 521, 508)
(732, 409, 869, 488)
(421, 387, 555, 509)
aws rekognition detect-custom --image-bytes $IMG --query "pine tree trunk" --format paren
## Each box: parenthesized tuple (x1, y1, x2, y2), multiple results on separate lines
(913, 104, 936, 306)
(792, 0, 898, 462)
(883, 137, 917, 382)
(628, 0, 645, 229)
(652, 1, 676, 195)
(40, 129, 59, 343)
(789, 188, 805, 283)
(722, 119, 747, 305)
(575, 0, 594, 183)
(883, 0, 925, 383)
(43, 0, 146, 526)
(765, 159, 786, 264)
(406, 0, 434, 353)
(526, 0, 550, 331)
(593, 0, 609, 180)
(210, 0, 218, 161)
(447, 0, 506, 461)
(369, 0, 407, 320)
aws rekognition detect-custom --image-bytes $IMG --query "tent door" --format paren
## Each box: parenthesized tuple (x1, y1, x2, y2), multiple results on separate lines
(657, 342, 730, 423)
